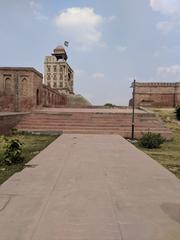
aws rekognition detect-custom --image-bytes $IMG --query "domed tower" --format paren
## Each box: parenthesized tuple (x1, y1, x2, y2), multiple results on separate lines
(52, 45, 68, 61)
(44, 45, 74, 95)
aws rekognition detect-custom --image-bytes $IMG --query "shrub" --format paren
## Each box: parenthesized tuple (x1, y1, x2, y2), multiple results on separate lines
(11, 128, 18, 135)
(139, 132, 165, 149)
(3, 138, 24, 165)
(104, 103, 117, 108)
(175, 105, 180, 121)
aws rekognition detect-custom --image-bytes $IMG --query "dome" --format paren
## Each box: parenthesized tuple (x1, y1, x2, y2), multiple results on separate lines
(52, 45, 68, 61)
(54, 45, 65, 51)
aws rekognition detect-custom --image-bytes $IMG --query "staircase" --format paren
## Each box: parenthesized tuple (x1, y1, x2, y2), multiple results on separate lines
(15, 108, 172, 140)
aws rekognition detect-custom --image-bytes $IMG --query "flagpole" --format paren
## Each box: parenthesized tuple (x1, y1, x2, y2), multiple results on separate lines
(131, 79, 136, 140)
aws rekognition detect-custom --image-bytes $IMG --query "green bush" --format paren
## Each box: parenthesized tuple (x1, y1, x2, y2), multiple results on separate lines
(139, 132, 165, 149)
(175, 105, 180, 121)
(104, 103, 117, 107)
(2, 138, 24, 165)
(11, 128, 18, 135)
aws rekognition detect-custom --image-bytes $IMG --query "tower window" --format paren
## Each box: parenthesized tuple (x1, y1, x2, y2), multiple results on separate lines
(53, 66, 57, 72)
(60, 74, 63, 80)
(47, 74, 51, 80)
(47, 65, 51, 72)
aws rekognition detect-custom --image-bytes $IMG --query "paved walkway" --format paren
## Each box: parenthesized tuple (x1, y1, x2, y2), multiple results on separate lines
(0, 134, 180, 240)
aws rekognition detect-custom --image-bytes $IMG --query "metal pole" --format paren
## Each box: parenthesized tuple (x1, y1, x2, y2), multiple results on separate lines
(131, 79, 136, 140)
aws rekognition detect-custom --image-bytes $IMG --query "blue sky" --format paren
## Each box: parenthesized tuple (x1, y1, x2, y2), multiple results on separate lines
(0, 0, 180, 105)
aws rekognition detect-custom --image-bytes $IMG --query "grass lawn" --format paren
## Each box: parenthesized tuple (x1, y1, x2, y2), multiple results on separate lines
(136, 108, 180, 179)
(0, 134, 58, 184)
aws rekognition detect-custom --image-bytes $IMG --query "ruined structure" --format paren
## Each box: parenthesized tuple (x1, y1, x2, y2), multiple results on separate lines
(0, 67, 67, 112)
(44, 46, 74, 94)
(129, 82, 180, 107)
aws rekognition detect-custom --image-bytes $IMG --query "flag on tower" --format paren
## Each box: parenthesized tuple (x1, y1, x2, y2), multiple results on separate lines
(64, 41, 69, 47)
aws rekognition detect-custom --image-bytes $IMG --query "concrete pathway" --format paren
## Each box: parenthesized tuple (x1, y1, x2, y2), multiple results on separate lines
(0, 134, 180, 240)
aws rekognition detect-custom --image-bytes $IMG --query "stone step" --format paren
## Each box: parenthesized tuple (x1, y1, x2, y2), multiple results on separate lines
(18, 124, 167, 130)
(16, 109, 171, 140)
(23, 113, 157, 119)
(18, 122, 161, 127)
(18, 118, 161, 124)
(17, 124, 163, 129)
(20, 118, 160, 124)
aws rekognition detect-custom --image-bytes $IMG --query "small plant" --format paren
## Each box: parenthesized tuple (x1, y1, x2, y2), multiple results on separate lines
(11, 128, 18, 135)
(3, 138, 24, 165)
(175, 105, 180, 121)
(139, 132, 165, 149)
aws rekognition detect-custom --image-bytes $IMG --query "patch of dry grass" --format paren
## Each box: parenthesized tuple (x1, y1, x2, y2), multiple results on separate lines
(137, 108, 180, 179)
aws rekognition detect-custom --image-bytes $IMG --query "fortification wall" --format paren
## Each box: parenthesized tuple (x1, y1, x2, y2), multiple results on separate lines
(129, 82, 180, 107)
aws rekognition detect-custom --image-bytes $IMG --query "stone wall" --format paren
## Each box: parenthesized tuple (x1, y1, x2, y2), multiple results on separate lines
(42, 85, 67, 107)
(0, 113, 27, 134)
(129, 82, 180, 107)
(0, 67, 67, 112)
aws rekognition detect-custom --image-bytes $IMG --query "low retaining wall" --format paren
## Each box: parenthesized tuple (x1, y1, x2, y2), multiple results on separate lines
(0, 113, 28, 135)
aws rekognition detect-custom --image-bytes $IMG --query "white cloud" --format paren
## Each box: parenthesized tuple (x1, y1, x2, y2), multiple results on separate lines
(150, 0, 180, 16)
(157, 64, 180, 75)
(107, 16, 116, 22)
(156, 20, 180, 34)
(150, 0, 180, 34)
(92, 72, 105, 79)
(55, 7, 104, 50)
(29, 1, 48, 20)
(116, 45, 127, 53)
(156, 20, 175, 33)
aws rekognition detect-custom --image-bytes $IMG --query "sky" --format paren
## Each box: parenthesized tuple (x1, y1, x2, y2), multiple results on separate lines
(0, 0, 180, 105)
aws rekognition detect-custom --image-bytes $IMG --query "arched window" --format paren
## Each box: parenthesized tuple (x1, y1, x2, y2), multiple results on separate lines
(5, 78, 11, 90)
(21, 78, 28, 96)
(5, 78, 12, 93)
(47, 65, 51, 72)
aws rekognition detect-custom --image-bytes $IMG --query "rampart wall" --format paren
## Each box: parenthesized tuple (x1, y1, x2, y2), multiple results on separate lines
(129, 82, 180, 107)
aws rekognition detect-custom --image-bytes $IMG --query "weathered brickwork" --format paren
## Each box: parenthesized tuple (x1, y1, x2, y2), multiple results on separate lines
(0, 113, 27, 134)
(129, 82, 180, 107)
(0, 67, 67, 112)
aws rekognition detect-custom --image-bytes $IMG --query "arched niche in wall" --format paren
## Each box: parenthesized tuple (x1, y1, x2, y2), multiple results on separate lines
(21, 78, 28, 96)
(36, 89, 40, 105)
(4, 77, 13, 95)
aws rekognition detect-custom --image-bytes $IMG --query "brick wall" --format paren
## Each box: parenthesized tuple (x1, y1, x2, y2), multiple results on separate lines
(129, 82, 180, 107)
(0, 113, 27, 134)
(0, 67, 67, 112)
(42, 85, 67, 107)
